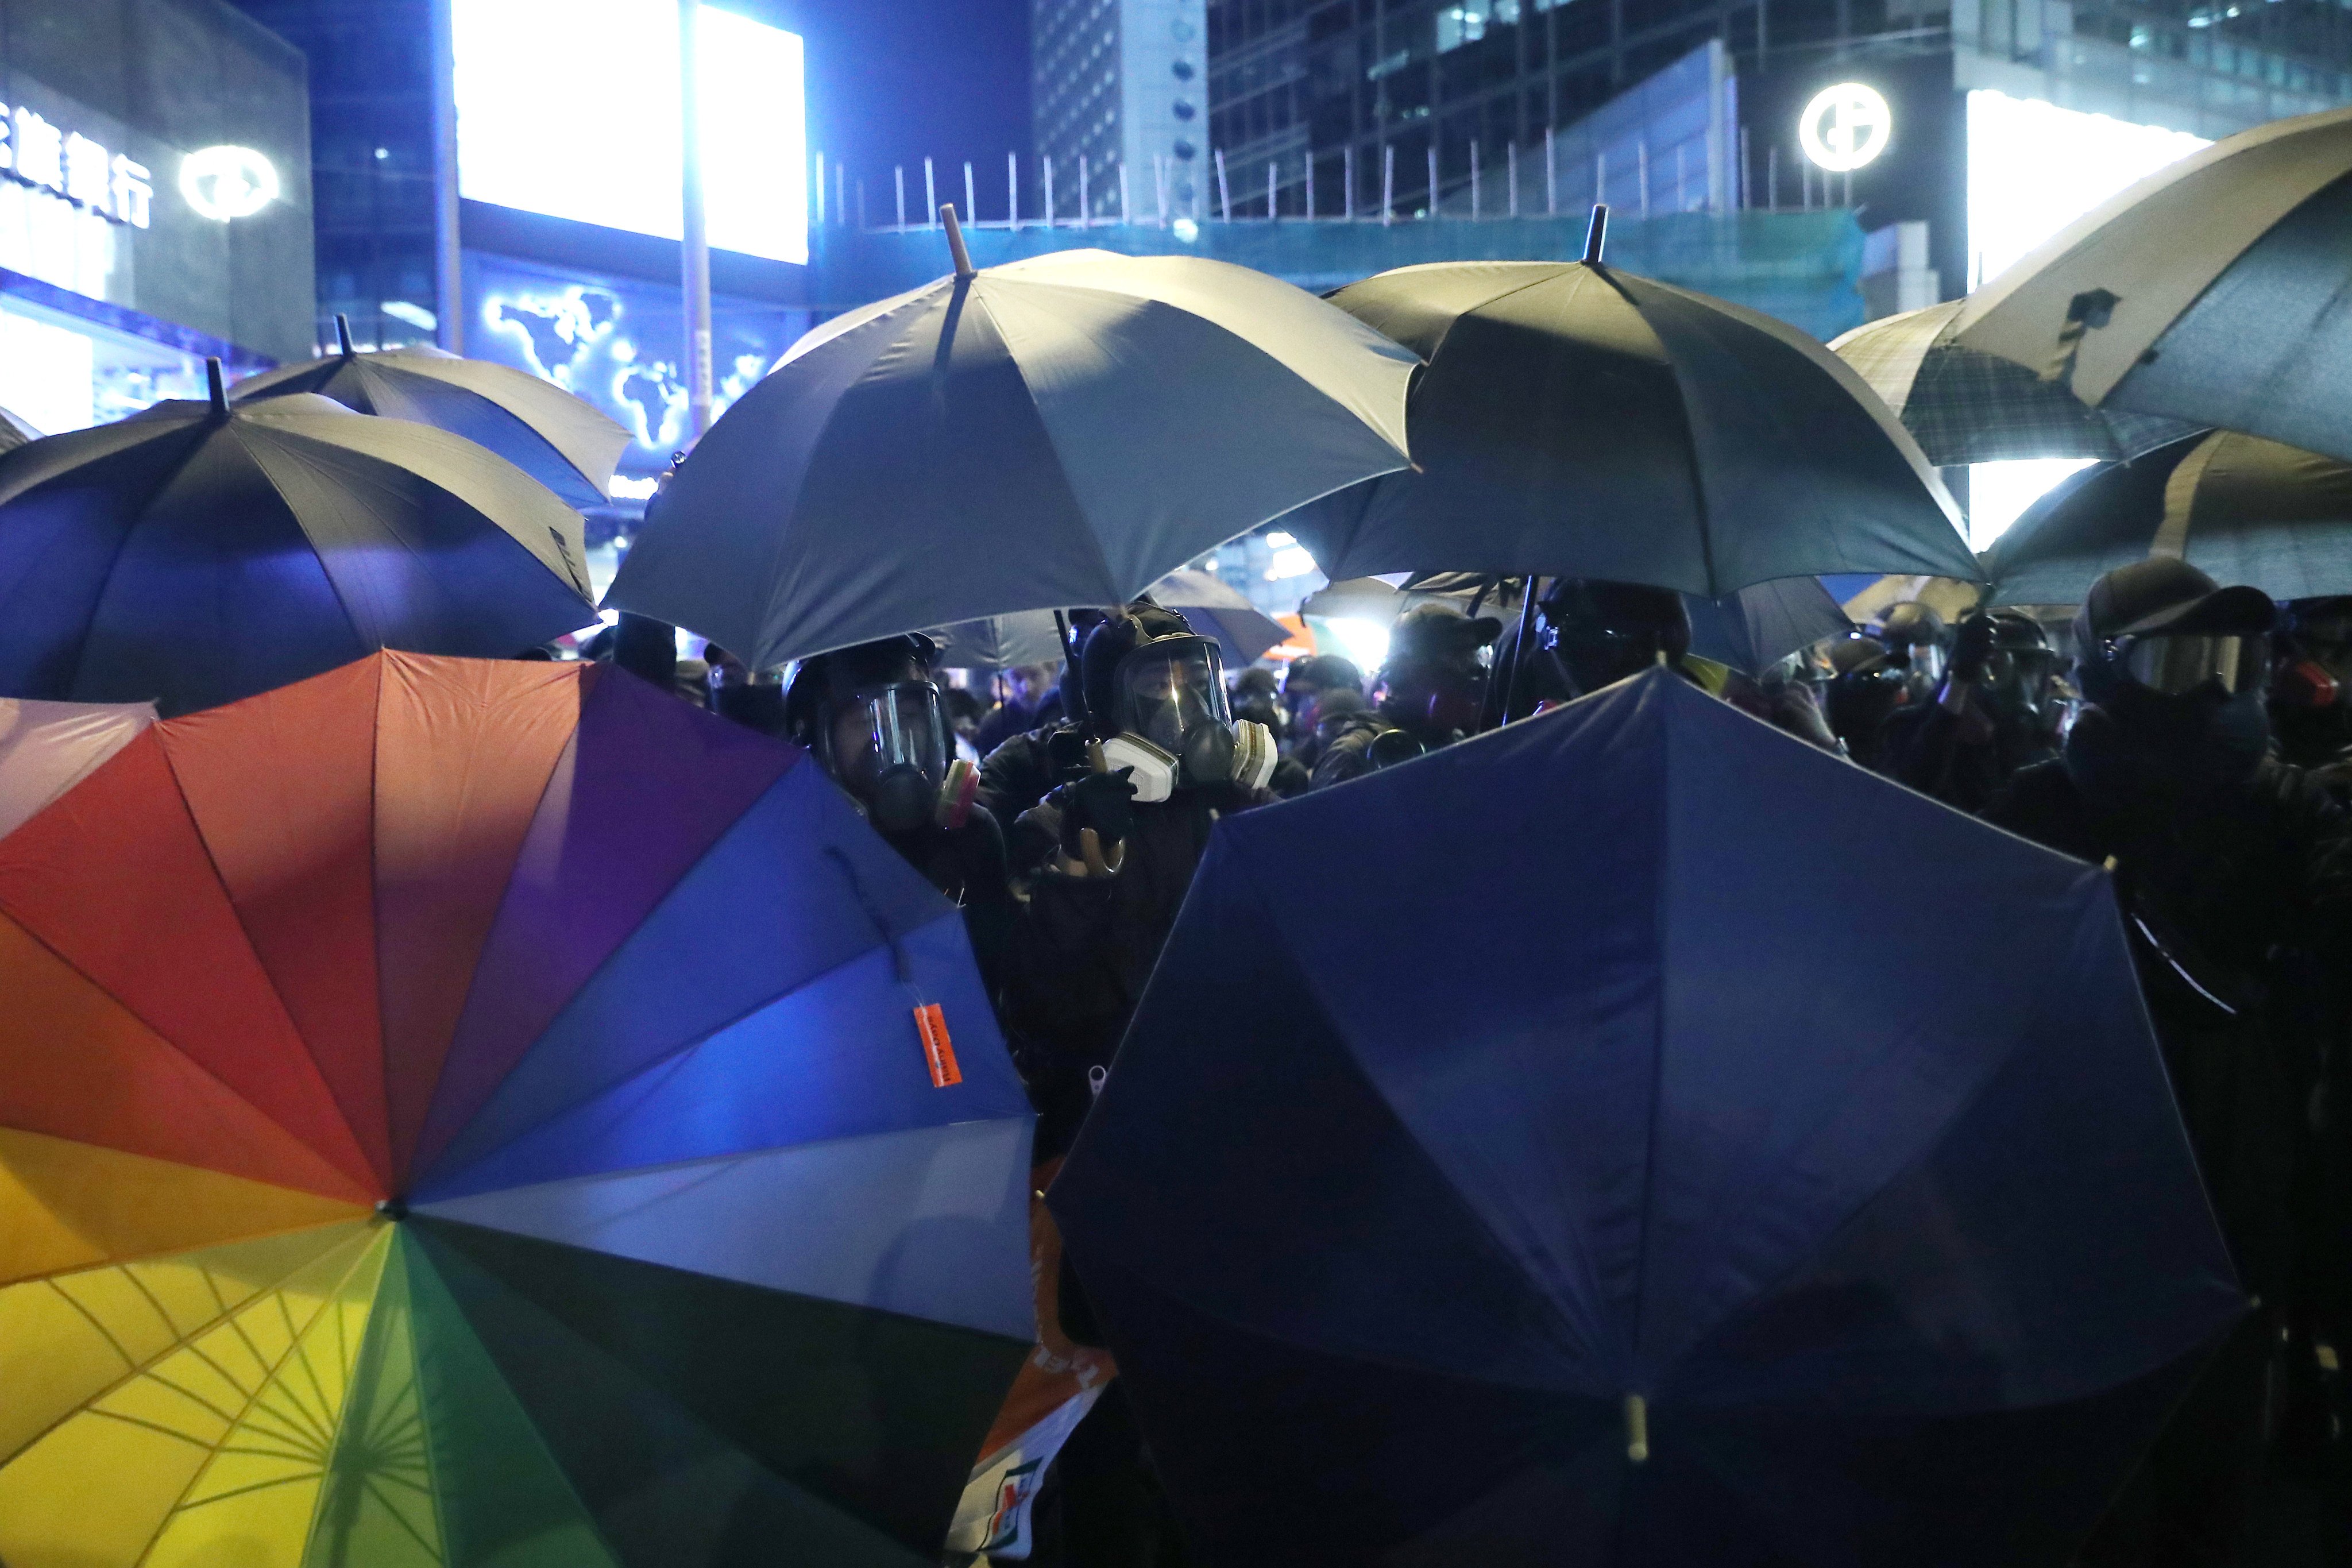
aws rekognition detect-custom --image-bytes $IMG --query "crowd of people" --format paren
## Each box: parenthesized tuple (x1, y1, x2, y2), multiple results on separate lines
(585, 550, 2352, 1565)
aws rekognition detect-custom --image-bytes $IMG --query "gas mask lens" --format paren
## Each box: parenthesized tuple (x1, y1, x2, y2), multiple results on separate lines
(828, 682, 949, 831)
(2112, 634, 2268, 697)
(1117, 638, 1230, 756)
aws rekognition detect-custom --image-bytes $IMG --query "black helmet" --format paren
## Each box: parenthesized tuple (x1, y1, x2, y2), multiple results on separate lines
(2073, 558, 2273, 700)
(1080, 604, 1198, 736)
(1540, 578, 1692, 693)
(1386, 601, 1503, 669)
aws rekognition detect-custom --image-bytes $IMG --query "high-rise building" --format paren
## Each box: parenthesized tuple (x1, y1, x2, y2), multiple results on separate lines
(1196, 0, 2352, 295)
(225, 0, 437, 353)
(1034, 0, 1211, 219)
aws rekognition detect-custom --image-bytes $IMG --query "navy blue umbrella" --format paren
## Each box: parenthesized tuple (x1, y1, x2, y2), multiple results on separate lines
(1050, 668, 2241, 1567)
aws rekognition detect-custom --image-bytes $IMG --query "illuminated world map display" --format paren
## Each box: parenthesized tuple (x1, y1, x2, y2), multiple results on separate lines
(465, 254, 811, 476)
(452, 0, 808, 265)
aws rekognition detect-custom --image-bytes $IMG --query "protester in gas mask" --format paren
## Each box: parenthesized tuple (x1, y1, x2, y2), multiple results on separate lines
(1312, 603, 1500, 788)
(1876, 600, 1950, 706)
(1985, 559, 2352, 1567)
(1879, 609, 2066, 812)
(1818, 631, 1907, 770)
(783, 635, 1018, 995)
(1279, 655, 1365, 773)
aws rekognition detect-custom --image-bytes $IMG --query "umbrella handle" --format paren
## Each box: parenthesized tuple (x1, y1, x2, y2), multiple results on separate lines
(1623, 1393, 1649, 1463)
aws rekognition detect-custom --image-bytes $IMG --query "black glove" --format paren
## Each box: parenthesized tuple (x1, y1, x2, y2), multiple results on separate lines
(1046, 767, 1138, 858)
(1951, 611, 1997, 683)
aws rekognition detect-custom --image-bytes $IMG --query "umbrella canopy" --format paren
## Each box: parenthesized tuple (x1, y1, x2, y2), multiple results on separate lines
(1142, 568, 1290, 665)
(0, 651, 1034, 1566)
(0, 403, 38, 457)
(930, 610, 1068, 675)
(1986, 428, 2352, 607)
(1281, 222, 1976, 596)
(1954, 106, 2352, 464)
(607, 245, 1417, 667)
(0, 696, 153, 840)
(0, 379, 597, 716)
(1681, 574, 1852, 673)
(1831, 300, 2193, 465)
(1051, 668, 2240, 1567)
(234, 318, 633, 508)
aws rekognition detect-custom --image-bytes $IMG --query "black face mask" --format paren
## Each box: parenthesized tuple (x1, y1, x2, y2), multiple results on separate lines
(868, 764, 937, 835)
(2067, 658, 2271, 809)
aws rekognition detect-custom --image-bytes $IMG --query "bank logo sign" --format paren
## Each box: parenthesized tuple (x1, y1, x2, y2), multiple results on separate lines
(180, 146, 280, 221)
(0, 103, 153, 226)
(1799, 83, 1892, 173)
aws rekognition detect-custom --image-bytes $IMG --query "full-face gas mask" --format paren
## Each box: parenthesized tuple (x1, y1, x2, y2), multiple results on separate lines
(822, 681, 959, 833)
(1096, 634, 1277, 801)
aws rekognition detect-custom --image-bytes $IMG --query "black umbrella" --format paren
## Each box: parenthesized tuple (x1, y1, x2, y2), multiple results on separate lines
(1832, 301, 2193, 465)
(1956, 106, 2352, 465)
(1284, 208, 1977, 600)
(1051, 670, 2239, 1566)
(1986, 428, 2352, 608)
(0, 364, 597, 715)
(0, 404, 38, 458)
(233, 315, 632, 509)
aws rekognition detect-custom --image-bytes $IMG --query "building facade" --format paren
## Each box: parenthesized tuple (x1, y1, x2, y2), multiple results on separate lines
(225, 0, 436, 354)
(1198, 0, 2352, 290)
(0, 0, 316, 431)
(1035, 0, 1212, 219)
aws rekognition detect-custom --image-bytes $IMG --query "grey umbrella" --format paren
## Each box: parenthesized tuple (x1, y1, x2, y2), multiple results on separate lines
(1282, 209, 1977, 600)
(607, 218, 1416, 668)
(232, 315, 632, 509)
(1144, 569, 1291, 664)
(0, 368, 596, 716)
(930, 611, 1067, 675)
(1832, 302, 2192, 466)
(1955, 106, 2352, 465)
(1986, 428, 2352, 607)
(0, 404, 38, 458)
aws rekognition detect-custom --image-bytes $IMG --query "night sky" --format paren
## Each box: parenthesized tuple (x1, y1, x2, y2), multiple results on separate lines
(732, 0, 1033, 207)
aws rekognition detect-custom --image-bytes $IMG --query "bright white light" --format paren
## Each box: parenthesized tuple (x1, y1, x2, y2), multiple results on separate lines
(381, 300, 437, 331)
(1966, 91, 2208, 289)
(179, 146, 279, 221)
(608, 474, 661, 500)
(1263, 530, 1297, 550)
(1171, 217, 1199, 244)
(1799, 84, 1892, 173)
(1320, 617, 1392, 670)
(1968, 457, 2094, 550)
(453, 1, 808, 265)
(0, 305, 94, 433)
(1265, 545, 1318, 580)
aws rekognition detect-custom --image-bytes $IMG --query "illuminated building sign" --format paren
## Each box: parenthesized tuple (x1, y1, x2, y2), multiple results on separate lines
(1799, 83, 1892, 173)
(452, 0, 808, 265)
(0, 103, 151, 227)
(179, 146, 280, 221)
(466, 253, 811, 473)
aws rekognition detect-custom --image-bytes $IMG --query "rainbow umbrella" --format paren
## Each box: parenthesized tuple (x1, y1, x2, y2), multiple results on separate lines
(0, 651, 1035, 1567)
(0, 696, 154, 840)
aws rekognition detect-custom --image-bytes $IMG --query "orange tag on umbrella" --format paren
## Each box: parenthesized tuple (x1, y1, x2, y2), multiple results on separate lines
(916, 1003, 961, 1087)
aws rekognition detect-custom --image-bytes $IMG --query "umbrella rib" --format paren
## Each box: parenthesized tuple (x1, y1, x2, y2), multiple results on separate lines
(128, 1237, 385, 1568)
(416, 909, 971, 1193)
(970, 287, 1127, 598)
(53, 422, 211, 702)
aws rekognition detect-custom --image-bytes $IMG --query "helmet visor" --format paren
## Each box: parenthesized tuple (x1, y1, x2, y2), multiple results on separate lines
(1118, 637, 1229, 754)
(2113, 634, 2269, 697)
(828, 682, 949, 792)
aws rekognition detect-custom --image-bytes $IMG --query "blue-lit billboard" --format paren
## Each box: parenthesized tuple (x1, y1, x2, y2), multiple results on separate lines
(452, 0, 808, 265)
(466, 253, 811, 476)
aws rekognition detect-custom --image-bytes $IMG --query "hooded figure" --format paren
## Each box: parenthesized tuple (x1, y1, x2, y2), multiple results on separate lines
(998, 604, 1277, 1153)
(1986, 558, 2352, 1567)
(1312, 602, 1501, 789)
(1879, 609, 2067, 812)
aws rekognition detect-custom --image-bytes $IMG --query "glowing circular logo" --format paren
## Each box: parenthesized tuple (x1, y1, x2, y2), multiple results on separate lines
(179, 146, 280, 221)
(1798, 83, 1893, 173)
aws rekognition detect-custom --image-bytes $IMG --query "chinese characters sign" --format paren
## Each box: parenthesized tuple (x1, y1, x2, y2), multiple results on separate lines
(0, 104, 151, 227)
